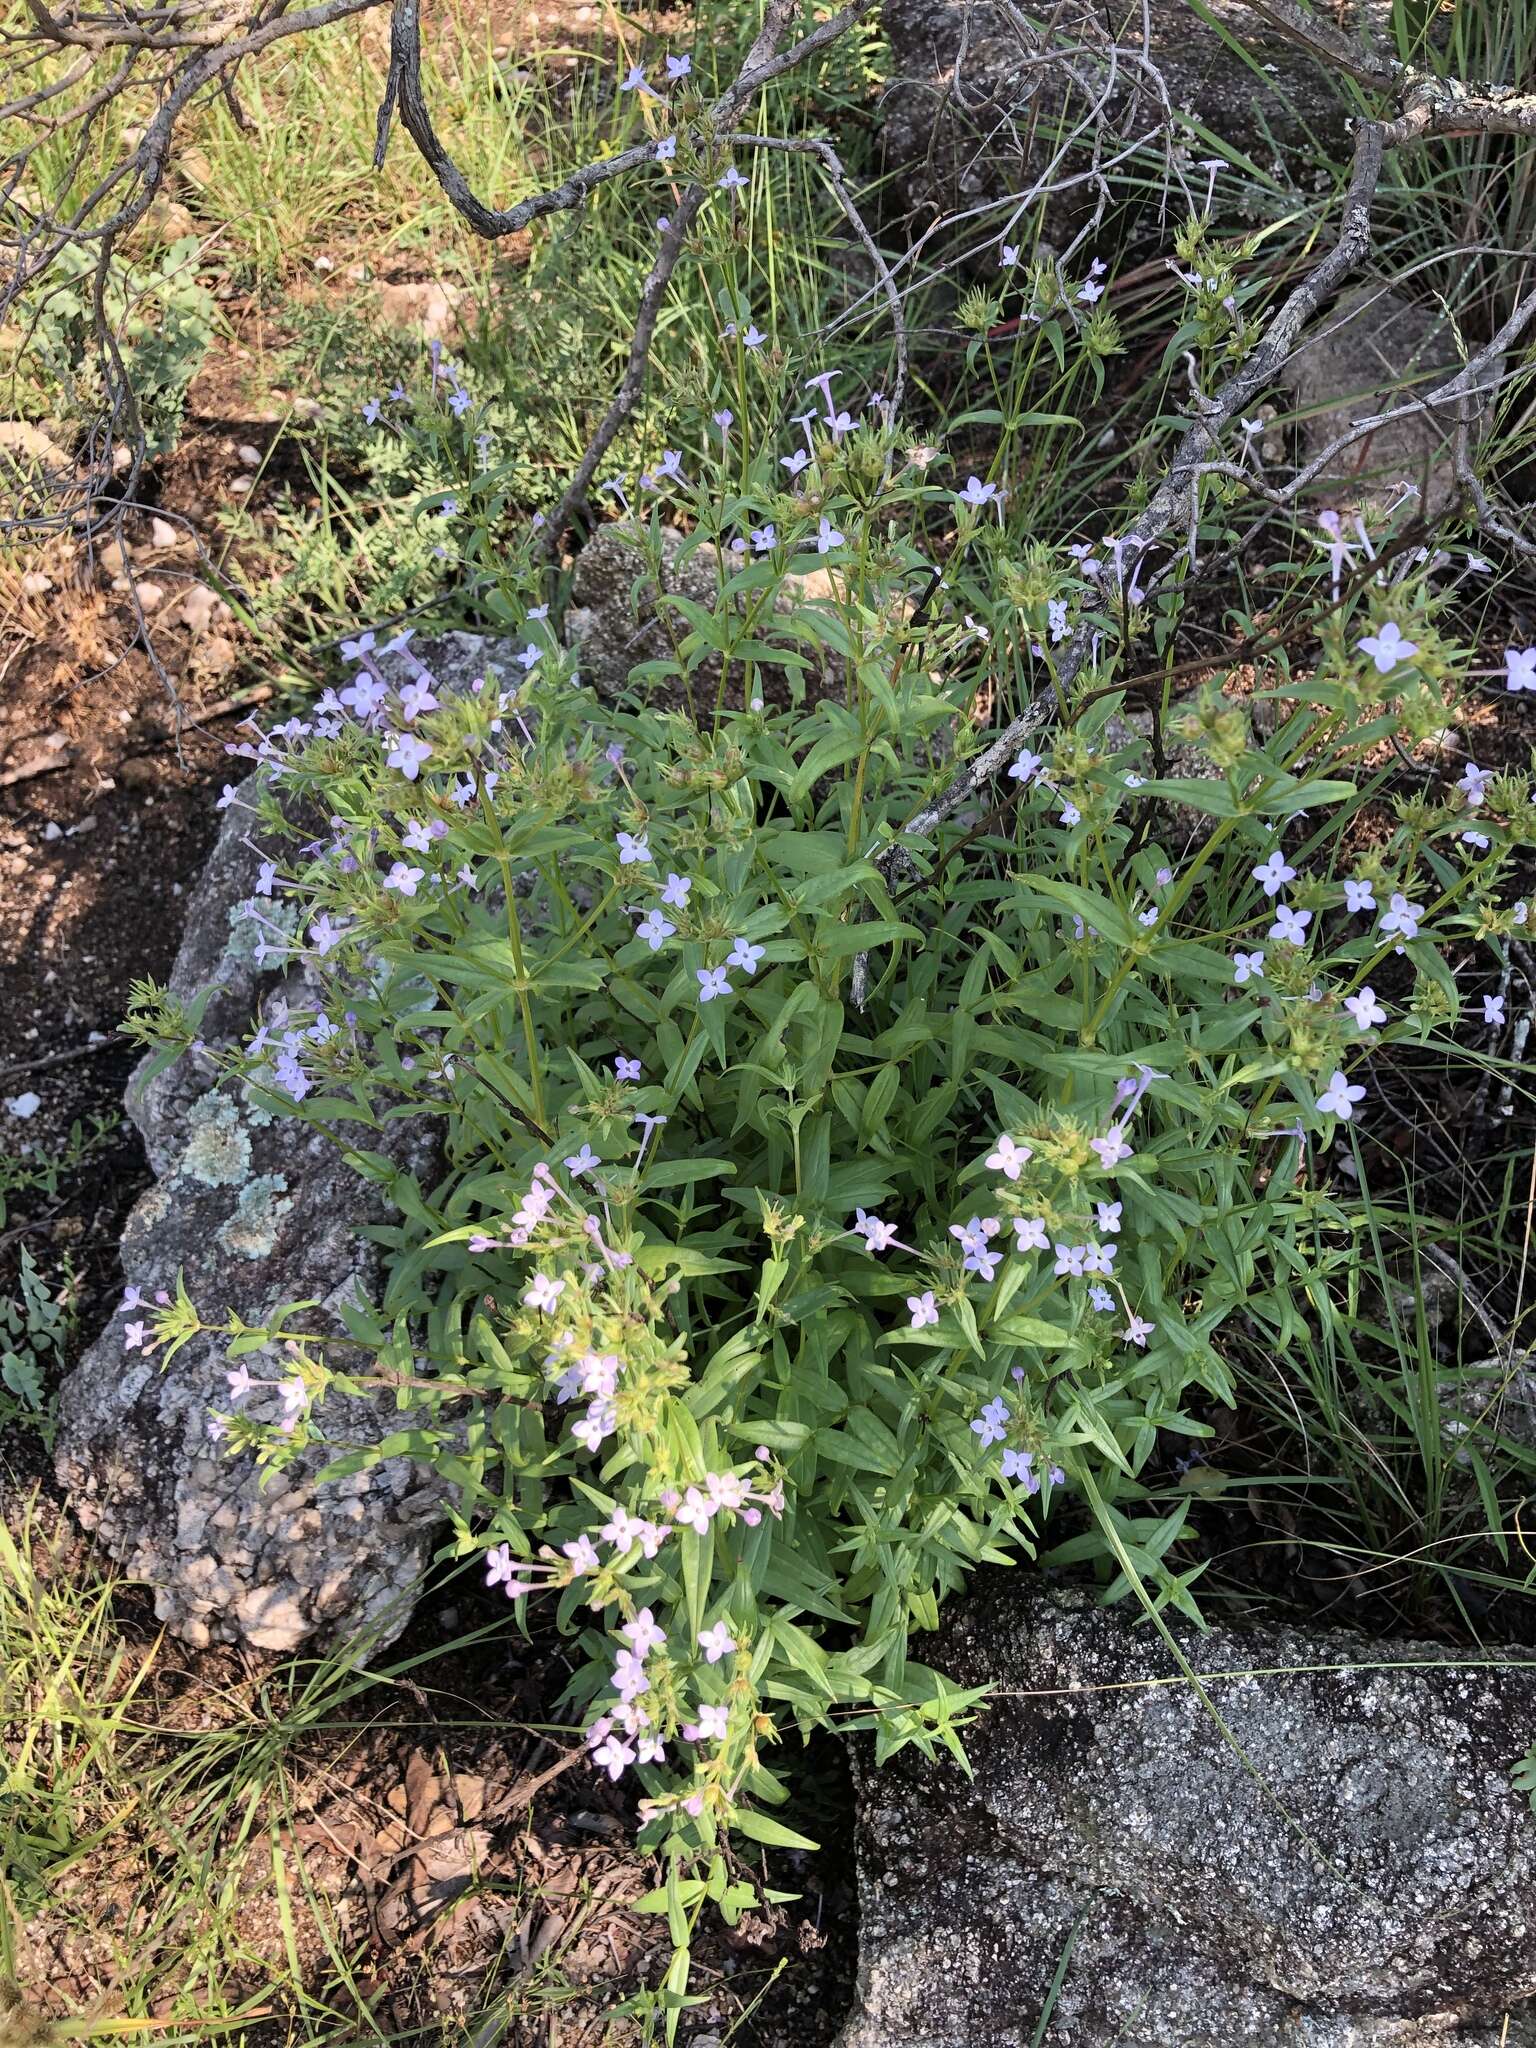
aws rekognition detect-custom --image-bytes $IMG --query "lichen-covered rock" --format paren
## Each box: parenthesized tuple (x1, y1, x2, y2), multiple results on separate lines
(880, 0, 1382, 241)
(841, 1579, 1536, 2047)
(1277, 286, 1490, 515)
(56, 726, 455, 1653)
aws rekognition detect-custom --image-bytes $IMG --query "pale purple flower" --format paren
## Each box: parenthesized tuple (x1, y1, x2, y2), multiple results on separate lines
(564, 1143, 601, 1177)
(1344, 876, 1376, 914)
(696, 965, 732, 1003)
(957, 476, 999, 507)
(1269, 903, 1311, 946)
(1091, 1125, 1132, 1169)
(727, 937, 765, 974)
(635, 909, 676, 951)
(1357, 620, 1418, 673)
(1484, 993, 1507, 1025)
(1008, 749, 1044, 786)
(615, 1056, 643, 1081)
(1014, 1217, 1048, 1252)
(1232, 950, 1264, 985)
(384, 861, 424, 896)
(1378, 892, 1423, 943)
(699, 1621, 736, 1663)
(1123, 1313, 1155, 1348)
(522, 1272, 566, 1312)
(986, 1133, 1032, 1180)
(1344, 987, 1386, 1032)
(1505, 646, 1536, 693)
(971, 1396, 1010, 1448)
(907, 1290, 939, 1329)
(661, 872, 692, 908)
(817, 517, 844, 554)
(1317, 1069, 1367, 1120)
(387, 732, 432, 780)
(623, 1607, 666, 1656)
(616, 830, 652, 866)
(1252, 850, 1295, 898)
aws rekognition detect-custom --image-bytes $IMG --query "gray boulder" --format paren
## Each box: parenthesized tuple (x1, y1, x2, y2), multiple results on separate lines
(1278, 286, 1487, 515)
(880, 0, 1382, 238)
(841, 1579, 1536, 2047)
(54, 639, 503, 1649)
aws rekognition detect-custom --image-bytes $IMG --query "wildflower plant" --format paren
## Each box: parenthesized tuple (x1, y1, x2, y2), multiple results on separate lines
(125, 316, 1529, 1938)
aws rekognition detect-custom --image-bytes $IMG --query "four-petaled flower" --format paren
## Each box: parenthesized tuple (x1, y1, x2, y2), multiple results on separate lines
(1378, 891, 1423, 943)
(636, 909, 676, 951)
(1232, 950, 1264, 985)
(1344, 987, 1386, 1032)
(523, 1272, 565, 1312)
(1123, 1313, 1155, 1348)
(957, 476, 999, 507)
(728, 937, 765, 973)
(1484, 993, 1507, 1025)
(1269, 903, 1311, 946)
(564, 1143, 601, 1176)
(971, 1396, 1011, 1448)
(986, 1133, 1032, 1181)
(696, 965, 733, 1003)
(907, 1290, 940, 1328)
(1252, 850, 1295, 898)
(1356, 620, 1419, 674)
(1316, 1069, 1367, 1120)
(1014, 1216, 1048, 1251)
(661, 872, 692, 908)
(1506, 646, 1536, 693)
(698, 1621, 737, 1663)
(1344, 875, 1376, 914)
(817, 516, 844, 554)
(385, 861, 424, 896)
(616, 830, 652, 866)
(1008, 749, 1044, 785)
(615, 1056, 642, 1081)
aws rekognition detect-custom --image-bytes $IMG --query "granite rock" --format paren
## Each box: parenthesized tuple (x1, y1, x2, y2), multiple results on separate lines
(1278, 286, 1491, 515)
(880, 0, 1385, 241)
(841, 1578, 1536, 2047)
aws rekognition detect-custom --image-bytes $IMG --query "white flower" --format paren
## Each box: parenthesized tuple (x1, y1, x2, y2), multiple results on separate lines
(616, 831, 652, 866)
(1484, 993, 1507, 1025)
(1344, 987, 1386, 1032)
(1013, 1216, 1048, 1251)
(957, 476, 999, 507)
(522, 1273, 565, 1312)
(1316, 1069, 1366, 1120)
(1232, 950, 1264, 985)
(1505, 646, 1536, 693)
